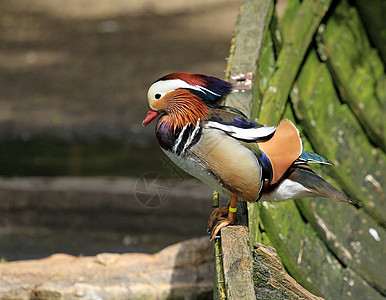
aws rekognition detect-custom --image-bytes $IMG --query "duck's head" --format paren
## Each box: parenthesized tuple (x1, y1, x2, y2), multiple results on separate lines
(142, 72, 232, 130)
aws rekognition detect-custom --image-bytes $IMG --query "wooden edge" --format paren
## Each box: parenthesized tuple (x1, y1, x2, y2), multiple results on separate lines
(253, 242, 324, 300)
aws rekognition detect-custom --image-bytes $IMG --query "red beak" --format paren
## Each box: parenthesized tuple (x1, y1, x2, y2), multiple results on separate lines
(142, 108, 159, 127)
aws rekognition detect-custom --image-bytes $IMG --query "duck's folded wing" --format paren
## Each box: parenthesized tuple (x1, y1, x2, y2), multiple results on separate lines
(203, 108, 304, 186)
(203, 107, 276, 142)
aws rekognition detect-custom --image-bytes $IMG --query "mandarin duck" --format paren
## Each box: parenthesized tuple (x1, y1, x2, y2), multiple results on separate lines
(142, 72, 352, 239)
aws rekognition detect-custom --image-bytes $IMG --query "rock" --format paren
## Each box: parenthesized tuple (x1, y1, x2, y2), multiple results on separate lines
(96, 253, 120, 266)
(0, 237, 213, 300)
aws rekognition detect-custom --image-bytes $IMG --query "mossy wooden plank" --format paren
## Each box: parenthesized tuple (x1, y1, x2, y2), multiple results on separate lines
(291, 50, 386, 226)
(277, 0, 301, 41)
(225, 0, 273, 118)
(214, 234, 227, 300)
(296, 198, 386, 296)
(226, 0, 273, 74)
(259, 200, 383, 300)
(248, 202, 263, 249)
(250, 1, 275, 122)
(320, 0, 386, 151)
(258, 0, 331, 125)
(212, 192, 227, 300)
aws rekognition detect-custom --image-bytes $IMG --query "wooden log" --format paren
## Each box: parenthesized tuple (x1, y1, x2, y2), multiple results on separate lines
(253, 243, 323, 300)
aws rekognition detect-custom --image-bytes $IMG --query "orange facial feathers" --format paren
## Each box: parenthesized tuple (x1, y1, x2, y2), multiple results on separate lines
(155, 89, 209, 131)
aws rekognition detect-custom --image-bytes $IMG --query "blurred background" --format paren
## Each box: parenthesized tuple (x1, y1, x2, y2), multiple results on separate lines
(0, 0, 242, 260)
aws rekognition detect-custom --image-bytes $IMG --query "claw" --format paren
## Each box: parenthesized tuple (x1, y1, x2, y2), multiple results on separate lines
(208, 195, 238, 241)
(208, 206, 229, 228)
(209, 219, 232, 241)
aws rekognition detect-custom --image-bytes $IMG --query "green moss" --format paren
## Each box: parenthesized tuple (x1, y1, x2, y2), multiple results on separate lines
(321, 0, 385, 150)
(258, 0, 332, 125)
(291, 50, 386, 226)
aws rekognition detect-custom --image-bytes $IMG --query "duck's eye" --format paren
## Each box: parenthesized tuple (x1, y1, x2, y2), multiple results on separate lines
(154, 93, 162, 100)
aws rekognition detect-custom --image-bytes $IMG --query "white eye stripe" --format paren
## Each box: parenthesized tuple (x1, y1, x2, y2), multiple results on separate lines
(148, 79, 219, 103)
(148, 79, 188, 101)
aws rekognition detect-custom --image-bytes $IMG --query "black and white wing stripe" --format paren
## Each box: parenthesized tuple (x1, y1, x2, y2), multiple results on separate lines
(204, 107, 276, 142)
(204, 121, 276, 142)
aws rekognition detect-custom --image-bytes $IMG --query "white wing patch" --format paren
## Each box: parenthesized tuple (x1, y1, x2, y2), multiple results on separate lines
(205, 121, 276, 141)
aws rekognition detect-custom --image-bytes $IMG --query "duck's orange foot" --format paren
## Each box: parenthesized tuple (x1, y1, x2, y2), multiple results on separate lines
(208, 206, 229, 229)
(208, 195, 238, 241)
(207, 206, 237, 241)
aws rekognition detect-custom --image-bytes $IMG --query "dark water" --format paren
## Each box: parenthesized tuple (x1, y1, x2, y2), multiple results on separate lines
(0, 137, 203, 261)
(0, 137, 165, 177)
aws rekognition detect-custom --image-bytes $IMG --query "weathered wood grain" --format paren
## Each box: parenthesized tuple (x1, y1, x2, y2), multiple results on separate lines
(221, 226, 255, 300)
(253, 243, 323, 300)
(225, 0, 273, 118)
